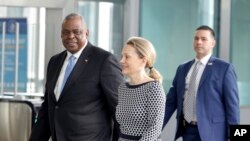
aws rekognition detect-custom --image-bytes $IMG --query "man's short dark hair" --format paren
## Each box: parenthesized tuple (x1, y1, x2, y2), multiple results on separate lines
(196, 25, 215, 38)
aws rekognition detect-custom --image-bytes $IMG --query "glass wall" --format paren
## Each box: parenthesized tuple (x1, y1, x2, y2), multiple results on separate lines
(78, 0, 124, 59)
(2, 0, 249, 107)
(139, 0, 250, 140)
(140, 0, 219, 91)
(0, 0, 125, 97)
(0, 7, 45, 97)
(231, 0, 250, 106)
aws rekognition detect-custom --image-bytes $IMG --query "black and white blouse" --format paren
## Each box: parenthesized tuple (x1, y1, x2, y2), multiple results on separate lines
(116, 81, 166, 141)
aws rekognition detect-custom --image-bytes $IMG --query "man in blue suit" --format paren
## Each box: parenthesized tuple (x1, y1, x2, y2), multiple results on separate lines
(163, 25, 240, 141)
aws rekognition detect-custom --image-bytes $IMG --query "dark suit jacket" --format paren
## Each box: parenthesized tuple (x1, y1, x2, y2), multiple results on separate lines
(29, 42, 124, 141)
(163, 56, 240, 141)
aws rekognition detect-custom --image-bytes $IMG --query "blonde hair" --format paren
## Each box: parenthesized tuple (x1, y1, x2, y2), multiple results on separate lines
(126, 36, 163, 83)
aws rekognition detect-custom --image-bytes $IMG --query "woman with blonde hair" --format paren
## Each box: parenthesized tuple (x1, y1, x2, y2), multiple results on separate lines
(116, 36, 166, 141)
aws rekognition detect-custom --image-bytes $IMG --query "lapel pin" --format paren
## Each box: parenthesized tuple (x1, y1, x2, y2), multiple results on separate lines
(208, 62, 213, 65)
(85, 59, 88, 62)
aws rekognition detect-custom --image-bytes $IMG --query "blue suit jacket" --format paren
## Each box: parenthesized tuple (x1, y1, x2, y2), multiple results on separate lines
(163, 56, 240, 141)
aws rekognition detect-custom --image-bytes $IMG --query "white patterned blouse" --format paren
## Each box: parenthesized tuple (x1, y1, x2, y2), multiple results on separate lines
(116, 81, 166, 141)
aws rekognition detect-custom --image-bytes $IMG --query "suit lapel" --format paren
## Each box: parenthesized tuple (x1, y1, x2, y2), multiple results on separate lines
(49, 52, 67, 102)
(198, 56, 215, 88)
(59, 43, 92, 100)
(185, 60, 195, 75)
(180, 60, 195, 98)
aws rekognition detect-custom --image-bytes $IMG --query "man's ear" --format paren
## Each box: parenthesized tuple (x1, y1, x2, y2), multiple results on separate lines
(212, 39, 216, 48)
(86, 29, 89, 37)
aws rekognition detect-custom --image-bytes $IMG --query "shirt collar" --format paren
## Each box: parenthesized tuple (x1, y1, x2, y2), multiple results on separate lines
(195, 53, 212, 66)
(66, 40, 88, 59)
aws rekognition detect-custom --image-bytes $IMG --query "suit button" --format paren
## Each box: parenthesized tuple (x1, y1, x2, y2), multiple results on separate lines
(55, 106, 59, 109)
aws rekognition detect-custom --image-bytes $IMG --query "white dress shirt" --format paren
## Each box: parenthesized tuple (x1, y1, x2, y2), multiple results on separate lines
(183, 53, 212, 121)
(54, 41, 88, 100)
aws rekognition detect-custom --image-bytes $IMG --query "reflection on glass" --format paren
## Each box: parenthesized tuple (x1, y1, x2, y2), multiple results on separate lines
(0, 6, 45, 96)
(231, 0, 250, 106)
(78, 0, 124, 58)
(98, 2, 113, 51)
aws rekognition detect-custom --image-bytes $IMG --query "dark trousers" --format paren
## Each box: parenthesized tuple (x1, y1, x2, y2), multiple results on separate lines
(182, 122, 201, 141)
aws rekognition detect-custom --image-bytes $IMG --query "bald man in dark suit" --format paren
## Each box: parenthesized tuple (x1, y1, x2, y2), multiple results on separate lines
(29, 13, 123, 141)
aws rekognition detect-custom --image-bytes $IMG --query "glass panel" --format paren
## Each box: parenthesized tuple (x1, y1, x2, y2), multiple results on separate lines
(140, 0, 219, 90)
(231, 0, 250, 106)
(0, 6, 45, 97)
(78, 0, 124, 58)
